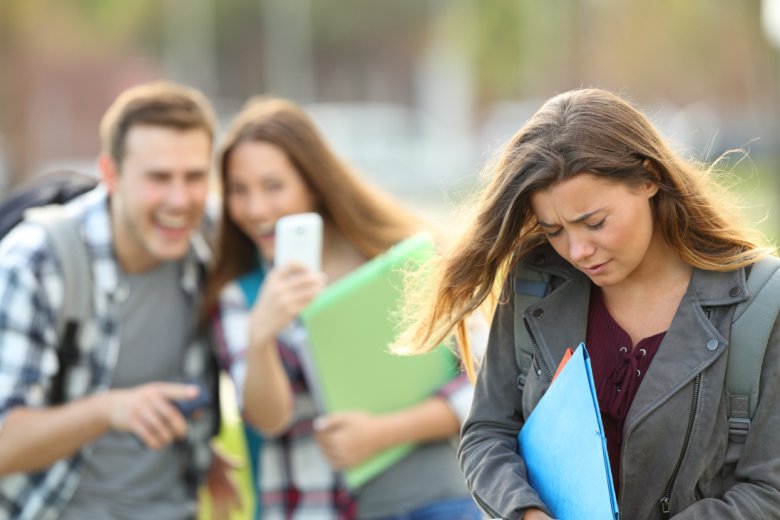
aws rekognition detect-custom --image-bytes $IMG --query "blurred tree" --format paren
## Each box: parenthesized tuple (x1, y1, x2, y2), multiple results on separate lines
(0, 0, 778, 210)
(0, 1, 161, 191)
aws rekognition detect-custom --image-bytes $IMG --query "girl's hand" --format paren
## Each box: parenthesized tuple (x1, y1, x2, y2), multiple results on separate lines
(523, 508, 555, 520)
(313, 411, 384, 469)
(248, 262, 326, 348)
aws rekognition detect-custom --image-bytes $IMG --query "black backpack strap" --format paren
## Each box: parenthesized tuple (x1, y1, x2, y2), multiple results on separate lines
(195, 259, 222, 437)
(24, 205, 92, 405)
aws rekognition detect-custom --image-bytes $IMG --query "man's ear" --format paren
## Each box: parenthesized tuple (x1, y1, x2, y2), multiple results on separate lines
(98, 154, 119, 196)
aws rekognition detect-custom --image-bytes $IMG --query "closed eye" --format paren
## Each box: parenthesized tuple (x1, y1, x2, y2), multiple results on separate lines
(545, 227, 563, 238)
(226, 182, 247, 195)
(586, 218, 606, 230)
(262, 180, 283, 192)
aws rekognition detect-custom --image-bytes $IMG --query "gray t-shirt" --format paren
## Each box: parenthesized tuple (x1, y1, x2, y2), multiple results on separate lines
(356, 440, 470, 518)
(62, 262, 196, 520)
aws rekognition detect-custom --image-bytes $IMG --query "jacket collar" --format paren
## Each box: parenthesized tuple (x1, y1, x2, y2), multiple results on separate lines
(519, 243, 748, 308)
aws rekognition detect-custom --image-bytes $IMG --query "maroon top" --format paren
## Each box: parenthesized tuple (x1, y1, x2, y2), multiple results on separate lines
(586, 285, 666, 496)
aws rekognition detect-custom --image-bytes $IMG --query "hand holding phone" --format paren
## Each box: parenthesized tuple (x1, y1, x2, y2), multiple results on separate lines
(171, 381, 212, 419)
(275, 212, 323, 272)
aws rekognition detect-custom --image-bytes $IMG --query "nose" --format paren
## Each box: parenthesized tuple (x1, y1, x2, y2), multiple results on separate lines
(165, 178, 189, 210)
(246, 194, 270, 220)
(568, 233, 596, 263)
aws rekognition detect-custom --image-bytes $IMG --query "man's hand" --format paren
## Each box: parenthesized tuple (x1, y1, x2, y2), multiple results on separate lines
(104, 382, 199, 449)
(313, 411, 384, 469)
(205, 445, 243, 520)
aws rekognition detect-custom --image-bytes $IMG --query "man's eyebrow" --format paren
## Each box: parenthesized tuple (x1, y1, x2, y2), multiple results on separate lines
(537, 209, 604, 228)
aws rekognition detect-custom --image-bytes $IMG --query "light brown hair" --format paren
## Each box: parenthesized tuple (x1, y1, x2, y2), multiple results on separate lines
(99, 81, 216, 166)
(202, 97, 422, 319)
(396, 88, 775, 379)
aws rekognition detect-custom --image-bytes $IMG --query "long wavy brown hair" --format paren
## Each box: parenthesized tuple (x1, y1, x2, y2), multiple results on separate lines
(396, 88, 775, 379)
(201, 97, 422, 320)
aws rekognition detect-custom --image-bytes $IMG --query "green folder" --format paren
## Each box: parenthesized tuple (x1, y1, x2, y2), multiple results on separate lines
(299, 232, 459, 489)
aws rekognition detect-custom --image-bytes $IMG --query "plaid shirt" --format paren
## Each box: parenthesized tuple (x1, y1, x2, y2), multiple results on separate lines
(213, 278, 473, 520)
(0, 187, 217, 520)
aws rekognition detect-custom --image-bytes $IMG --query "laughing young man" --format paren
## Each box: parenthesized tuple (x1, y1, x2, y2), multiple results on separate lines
(0, 81, 229, 519)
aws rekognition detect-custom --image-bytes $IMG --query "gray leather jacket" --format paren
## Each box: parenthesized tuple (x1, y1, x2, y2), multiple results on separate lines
(459, 246, 780, 519)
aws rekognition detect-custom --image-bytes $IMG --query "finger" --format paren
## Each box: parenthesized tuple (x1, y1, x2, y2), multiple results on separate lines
(286, 292, 320, 313)
(327, 452, 347, 470)
(313, 416, 331, 432)
(314, 414, 348, 432)
(155, 382, 200, 401)
(140, 399, 185, 446)
(275, 267, 325, 288)
(276, 261, 316, 276)
(133, 413, 168, 450)
(155, 398, 189, 438)
(278, 281, 324, 307)
(232, 487, 244, 510)
(222, 454, 244, 470)
(212, 444, 245, 469)
(314, 430, 335, 453)
(212, 497, 228, 520)
(222, 480, 243, 512)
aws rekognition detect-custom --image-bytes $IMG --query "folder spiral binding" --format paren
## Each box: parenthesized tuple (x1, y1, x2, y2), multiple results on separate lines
(517, 343, 619, 519)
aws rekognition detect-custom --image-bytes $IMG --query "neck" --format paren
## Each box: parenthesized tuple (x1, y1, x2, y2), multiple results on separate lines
(603, 230, 692, 304)
(321, 221, 366, 283)
(110, 207, 159, 274)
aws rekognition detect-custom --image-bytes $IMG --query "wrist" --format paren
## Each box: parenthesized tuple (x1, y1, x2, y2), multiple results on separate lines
(85, 391, 114, 432)
(248, 322, 278, 353)
(371, 413, 406, 451)
(247, 336, 278, 359)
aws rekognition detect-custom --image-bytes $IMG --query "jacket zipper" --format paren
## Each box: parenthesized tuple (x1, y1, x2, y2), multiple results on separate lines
(659, 373, 700, 517)
(524, 318, 553, 381)
(658, 306, 709, 517)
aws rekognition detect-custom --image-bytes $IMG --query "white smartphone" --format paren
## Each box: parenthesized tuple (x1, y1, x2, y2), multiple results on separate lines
(274, 212, 323, 271)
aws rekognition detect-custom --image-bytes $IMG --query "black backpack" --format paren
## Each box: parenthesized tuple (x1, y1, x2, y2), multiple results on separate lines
(0, 170, 98, 404)
(0, 170, 98, 238)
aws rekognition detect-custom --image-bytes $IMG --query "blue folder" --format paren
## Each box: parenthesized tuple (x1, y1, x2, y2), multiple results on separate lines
(517, 343, 619, 520)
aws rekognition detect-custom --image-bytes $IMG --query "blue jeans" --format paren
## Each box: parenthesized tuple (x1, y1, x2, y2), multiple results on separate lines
(369, 497, 483, 520)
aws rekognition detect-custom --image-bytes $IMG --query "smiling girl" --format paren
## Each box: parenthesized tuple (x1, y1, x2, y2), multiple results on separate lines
(202, 97, 481, 520)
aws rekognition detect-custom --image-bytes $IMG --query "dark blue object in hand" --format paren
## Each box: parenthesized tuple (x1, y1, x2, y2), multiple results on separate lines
(172, 380, 212, 419)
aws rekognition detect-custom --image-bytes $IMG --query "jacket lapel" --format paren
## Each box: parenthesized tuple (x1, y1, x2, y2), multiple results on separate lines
(624, 266, 744, 433)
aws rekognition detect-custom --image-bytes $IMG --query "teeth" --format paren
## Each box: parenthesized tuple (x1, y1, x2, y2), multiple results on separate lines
(157, 214, 187, 229)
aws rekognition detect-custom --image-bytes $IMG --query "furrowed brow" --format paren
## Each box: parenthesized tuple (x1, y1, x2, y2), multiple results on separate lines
(536, 208, 604, 228)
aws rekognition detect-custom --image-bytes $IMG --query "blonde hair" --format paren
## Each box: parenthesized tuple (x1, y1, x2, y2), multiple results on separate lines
(396, 88, 775, 380)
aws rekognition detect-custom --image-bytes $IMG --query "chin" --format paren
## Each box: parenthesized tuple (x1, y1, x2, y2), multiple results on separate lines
(257, 247, 274, 263)
(151, 243, 191, 262)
